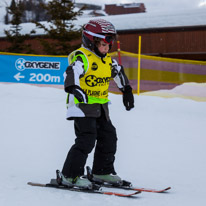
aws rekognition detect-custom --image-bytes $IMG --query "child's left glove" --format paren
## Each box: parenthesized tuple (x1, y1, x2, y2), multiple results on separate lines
(121, 85, 134, 111)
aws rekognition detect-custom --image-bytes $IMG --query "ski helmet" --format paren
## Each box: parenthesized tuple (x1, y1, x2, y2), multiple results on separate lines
(82, 19, 117, 50)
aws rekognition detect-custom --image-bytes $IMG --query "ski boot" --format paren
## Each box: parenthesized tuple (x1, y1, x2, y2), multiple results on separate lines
(86, 166, 123, 186)
(54, 170, 94, 189)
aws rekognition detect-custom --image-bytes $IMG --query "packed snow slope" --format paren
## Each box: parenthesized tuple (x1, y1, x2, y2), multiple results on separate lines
(0, 83, 206, 206)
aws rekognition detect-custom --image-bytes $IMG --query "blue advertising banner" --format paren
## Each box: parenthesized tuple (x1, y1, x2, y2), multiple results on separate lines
(0, 52, 68, 85)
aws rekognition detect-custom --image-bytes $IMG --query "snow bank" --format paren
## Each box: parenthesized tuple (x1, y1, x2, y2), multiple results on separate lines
(142, 83, 206, 102)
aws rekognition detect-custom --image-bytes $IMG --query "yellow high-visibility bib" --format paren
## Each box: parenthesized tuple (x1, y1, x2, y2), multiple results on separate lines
(69, 47, 112, 104)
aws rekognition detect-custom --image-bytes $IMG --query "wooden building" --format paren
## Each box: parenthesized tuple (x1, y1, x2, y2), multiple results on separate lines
(111, 25, 206, 61)
(105, 3, 146, 15)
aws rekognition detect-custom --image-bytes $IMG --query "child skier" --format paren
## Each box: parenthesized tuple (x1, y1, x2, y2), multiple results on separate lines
(61, 19, 134, 189)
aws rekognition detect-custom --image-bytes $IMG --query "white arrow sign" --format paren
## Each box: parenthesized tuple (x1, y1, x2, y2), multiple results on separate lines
(14, 72, 25, 81)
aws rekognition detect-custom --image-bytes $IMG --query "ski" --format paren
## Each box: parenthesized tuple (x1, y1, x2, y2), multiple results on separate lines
(27, 181, 141, 197)
(86, 166, 171, 193)
(102, 182, 171, 193)
(130, 186, 171, 193)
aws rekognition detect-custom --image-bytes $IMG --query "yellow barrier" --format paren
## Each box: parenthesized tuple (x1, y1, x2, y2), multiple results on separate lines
(137, 36, 141, 95)
(110, 50, 206, 101)
(1, 50, 206, 101)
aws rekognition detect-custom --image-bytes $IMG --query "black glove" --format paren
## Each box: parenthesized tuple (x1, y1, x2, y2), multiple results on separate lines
(71, 86, 88, 103)
(122, 85, 134, 111)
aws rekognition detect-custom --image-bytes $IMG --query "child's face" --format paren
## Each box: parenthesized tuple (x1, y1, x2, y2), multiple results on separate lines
(97, 40, 110, 55)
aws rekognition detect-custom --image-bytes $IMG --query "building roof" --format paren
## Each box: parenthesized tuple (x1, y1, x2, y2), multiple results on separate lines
(103, 7, 206, 31)
(0, 7, 206, 37)
(121, 3, 142, 8)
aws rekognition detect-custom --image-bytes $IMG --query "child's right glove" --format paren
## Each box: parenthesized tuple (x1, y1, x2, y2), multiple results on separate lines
(70, 85, 88, 104)
(121, 85, 134, 111)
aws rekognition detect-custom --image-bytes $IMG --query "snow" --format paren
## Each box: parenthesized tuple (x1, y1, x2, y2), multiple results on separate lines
(142, 83, 206, 102)
(1, 82, 206, 205)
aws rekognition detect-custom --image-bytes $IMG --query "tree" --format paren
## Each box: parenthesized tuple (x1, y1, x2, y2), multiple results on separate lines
(4, 0, 34, 53)
(34, 0, 85, 55)
(10, 0, 16, 10)
(4, 0, 48, 24)
(33, 0, 49, 22)
(4, 7, 9, 25)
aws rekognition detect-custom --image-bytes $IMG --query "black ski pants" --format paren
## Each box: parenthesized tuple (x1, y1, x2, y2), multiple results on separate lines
(62, 109, 117, 178)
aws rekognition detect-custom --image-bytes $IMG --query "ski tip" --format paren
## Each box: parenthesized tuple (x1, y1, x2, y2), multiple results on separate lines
(133, 190, 142, 195)
(27, 182, 46, 187)
(133, 186, 171, 193)
(155, 186, 172, 193)
(164, 187, 171, 191)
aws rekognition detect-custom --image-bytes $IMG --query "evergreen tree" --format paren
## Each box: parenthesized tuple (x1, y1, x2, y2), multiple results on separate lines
(25, 0, 33, 11)
(4, 0, 48, 24)
(4, 0, 34, 53)
(33, 0, 48, 22)
(4, 7, 9, 25)
(34, 0, 85, 55)
(10, 0, 16, 10)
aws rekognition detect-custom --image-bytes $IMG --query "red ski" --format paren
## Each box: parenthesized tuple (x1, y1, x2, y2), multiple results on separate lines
(27, 182, 141, 198)
(130, 186, 171, 193)
(86, 166, 171, 193)
(102, 184, 171, 193)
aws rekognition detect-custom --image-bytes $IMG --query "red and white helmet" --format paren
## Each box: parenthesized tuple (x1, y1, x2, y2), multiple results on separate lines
(82, 19, 117, 50)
